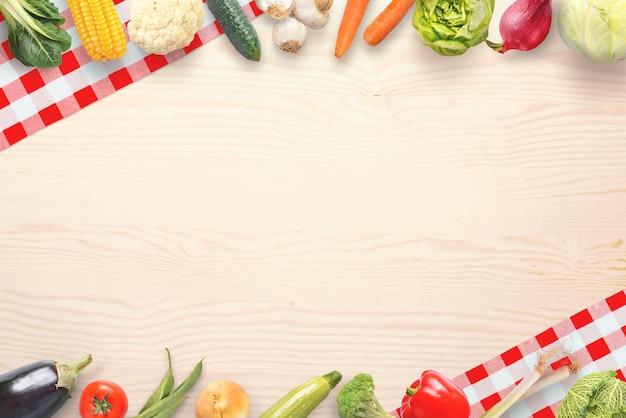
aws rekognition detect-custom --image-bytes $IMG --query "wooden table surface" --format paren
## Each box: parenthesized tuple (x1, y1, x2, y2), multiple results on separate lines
(0, 0, 625, 416)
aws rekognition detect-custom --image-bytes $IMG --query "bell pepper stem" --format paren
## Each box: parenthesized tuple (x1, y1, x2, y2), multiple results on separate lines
(405, 387, 418, 396)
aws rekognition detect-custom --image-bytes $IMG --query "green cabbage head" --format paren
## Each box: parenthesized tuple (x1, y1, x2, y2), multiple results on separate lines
(412, 0, 495, 56)
(557, 0, 626, 62)
(556, 370, 626, 418)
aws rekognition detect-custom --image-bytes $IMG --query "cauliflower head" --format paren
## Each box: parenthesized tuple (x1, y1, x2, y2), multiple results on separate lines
(128, 0, 205, 55)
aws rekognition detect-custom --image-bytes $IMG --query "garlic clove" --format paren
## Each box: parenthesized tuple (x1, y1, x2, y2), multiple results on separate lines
(256, 0, 294, 20)
(272, 16, 308, 53)
(292, 0, 330, 29)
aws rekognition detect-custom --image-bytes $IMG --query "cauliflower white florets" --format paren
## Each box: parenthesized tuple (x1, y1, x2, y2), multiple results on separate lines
(127, 0, 205, 55)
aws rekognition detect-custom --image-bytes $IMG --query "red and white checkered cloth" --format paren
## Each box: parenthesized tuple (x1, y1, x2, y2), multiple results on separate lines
(0, 0, 262, 152)
(389, 290, 626, 418)
(452, 289, 626, 418)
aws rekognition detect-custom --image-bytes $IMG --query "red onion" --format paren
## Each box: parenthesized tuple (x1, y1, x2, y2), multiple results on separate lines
(486, 0, 552, 53)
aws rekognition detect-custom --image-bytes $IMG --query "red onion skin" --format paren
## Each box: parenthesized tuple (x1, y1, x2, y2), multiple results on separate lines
(489, 0, 552, 53)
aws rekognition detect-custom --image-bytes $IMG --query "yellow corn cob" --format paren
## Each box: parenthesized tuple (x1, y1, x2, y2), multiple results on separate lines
(68, 0, 127, 62)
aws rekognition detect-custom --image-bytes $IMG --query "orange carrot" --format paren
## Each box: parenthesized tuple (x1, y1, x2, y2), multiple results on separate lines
(363, 0, 415, 46)
(335, 0, 370, 58)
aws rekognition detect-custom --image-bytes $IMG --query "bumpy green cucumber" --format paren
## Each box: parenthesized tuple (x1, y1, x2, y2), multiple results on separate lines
(206, 0, 261, 61)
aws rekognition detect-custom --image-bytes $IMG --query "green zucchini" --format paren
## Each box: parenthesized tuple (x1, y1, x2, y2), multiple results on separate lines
(206, 0, 261, 61)
(259, 371, 342, 418)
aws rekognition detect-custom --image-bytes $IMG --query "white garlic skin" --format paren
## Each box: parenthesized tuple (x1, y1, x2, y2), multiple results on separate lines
(272, 16, 308, 53)
(256, 0, 294, 19)
(292, 0, 330, 29)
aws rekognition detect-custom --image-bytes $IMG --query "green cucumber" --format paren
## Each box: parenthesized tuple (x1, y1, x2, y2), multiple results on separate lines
(206, 0, 261, 61)
(259, 371, 342, 418)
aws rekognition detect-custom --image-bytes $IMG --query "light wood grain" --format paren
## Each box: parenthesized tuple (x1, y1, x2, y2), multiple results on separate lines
(0, 0, 625, 416)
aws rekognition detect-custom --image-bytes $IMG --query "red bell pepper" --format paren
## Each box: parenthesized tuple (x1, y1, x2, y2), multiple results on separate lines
(398, 370, 471, 418)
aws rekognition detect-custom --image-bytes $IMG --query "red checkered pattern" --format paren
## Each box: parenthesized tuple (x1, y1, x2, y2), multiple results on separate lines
(388, 290, 626, 418)
(0, 0, 262, 152)
(454, 289, 626, 418)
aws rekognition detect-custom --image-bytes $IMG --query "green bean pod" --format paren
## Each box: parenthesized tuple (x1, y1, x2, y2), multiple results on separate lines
(132, 357, 203, 418)
(152, 396, 186, 418)
(139, 349, 175, 413)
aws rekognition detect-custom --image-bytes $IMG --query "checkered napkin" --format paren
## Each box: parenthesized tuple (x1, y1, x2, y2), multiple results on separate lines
(388, 290, 626, 418)
(451, 289, 626, 418)
(0, 0, 262, 152)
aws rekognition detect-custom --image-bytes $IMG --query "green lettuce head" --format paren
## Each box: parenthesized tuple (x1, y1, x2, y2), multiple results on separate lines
(412, 0, 495, 56)
(557, 0, 626, 62)
(557, 370, 626, 418)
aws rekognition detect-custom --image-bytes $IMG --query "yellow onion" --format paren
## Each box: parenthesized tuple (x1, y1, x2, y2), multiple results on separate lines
(195, 380, 250, 418)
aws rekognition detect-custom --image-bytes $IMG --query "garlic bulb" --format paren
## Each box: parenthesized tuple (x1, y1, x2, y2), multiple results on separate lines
(256, 0, 294, 19)
(314, 0, 333, 12)
(272, 16, 308, 53)
(292, 0, 329, 29)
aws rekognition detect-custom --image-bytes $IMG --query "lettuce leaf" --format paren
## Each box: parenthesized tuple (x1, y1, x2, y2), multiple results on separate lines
(557, 371, 626, 418)
(412, 0, 494, 56)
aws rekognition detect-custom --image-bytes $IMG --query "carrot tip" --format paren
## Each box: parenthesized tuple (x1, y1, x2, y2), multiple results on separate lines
(363, 37, 381, 46)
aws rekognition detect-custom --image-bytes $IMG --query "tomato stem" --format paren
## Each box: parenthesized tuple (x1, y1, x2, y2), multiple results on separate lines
(92, 394, 113, 415)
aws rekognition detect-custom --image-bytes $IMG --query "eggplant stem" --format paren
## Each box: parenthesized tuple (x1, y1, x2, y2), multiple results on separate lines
(56, 354, 93, 394)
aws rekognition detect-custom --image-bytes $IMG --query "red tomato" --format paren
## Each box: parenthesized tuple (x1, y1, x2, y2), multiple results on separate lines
(79, 380, 129, 418)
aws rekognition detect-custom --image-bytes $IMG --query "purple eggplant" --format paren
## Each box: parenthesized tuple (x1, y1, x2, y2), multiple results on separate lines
(0, 354, 92, 418)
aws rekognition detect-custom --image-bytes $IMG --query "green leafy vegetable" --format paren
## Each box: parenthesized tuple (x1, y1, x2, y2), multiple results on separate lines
(412, 0, 494, 56)
(337, 373, 393, 418)
(557, 0, 626, 62)
(0, 0, 72, 68)
(557, 370, 626, 418)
